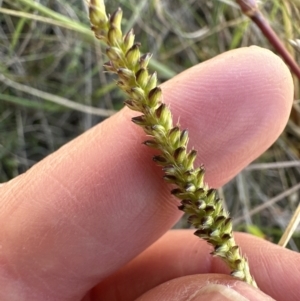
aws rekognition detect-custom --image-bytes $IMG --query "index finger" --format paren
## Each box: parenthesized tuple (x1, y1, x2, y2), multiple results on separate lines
(0, 46, 293, 300)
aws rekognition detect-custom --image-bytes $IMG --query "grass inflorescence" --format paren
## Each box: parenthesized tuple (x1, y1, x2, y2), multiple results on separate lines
(89, 0, 257, 287)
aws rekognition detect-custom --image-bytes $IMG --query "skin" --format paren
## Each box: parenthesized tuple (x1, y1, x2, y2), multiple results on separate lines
(0, 46, 298, 301)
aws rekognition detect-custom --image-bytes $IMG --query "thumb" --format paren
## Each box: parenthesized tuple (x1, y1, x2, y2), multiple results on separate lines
(137, 275, 275, 301)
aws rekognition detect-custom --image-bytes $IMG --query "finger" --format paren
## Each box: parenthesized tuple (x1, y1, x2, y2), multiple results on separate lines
(0, 47, 293, 300)
(162, 45, 293, 186)
(92, 230, 300, 301)
(136, 274, 275, 301)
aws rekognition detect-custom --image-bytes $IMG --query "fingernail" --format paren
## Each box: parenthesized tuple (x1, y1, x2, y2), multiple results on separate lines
(191, 284, 250, 301)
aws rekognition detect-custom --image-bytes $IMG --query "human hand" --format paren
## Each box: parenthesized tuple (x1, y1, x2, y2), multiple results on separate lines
(0, 47, 298, 301)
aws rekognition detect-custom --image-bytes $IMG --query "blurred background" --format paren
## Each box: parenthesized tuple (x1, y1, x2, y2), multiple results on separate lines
(1, 0, 300, 248)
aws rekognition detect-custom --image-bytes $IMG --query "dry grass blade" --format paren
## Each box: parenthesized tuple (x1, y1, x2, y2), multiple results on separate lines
(233, 183, 300, 225)
(246, 161, 300, 171)
(0, 74, 116, 117)
(278, 203, 300, 247)
(0, 7, 94, 36)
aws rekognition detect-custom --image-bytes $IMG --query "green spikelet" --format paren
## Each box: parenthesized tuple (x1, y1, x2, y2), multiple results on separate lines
(88, 0, 257, 288)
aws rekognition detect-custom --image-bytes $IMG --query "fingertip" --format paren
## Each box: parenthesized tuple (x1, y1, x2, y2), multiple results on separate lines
(162, 46, 294, 186)
(137, 275, 275, 301)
